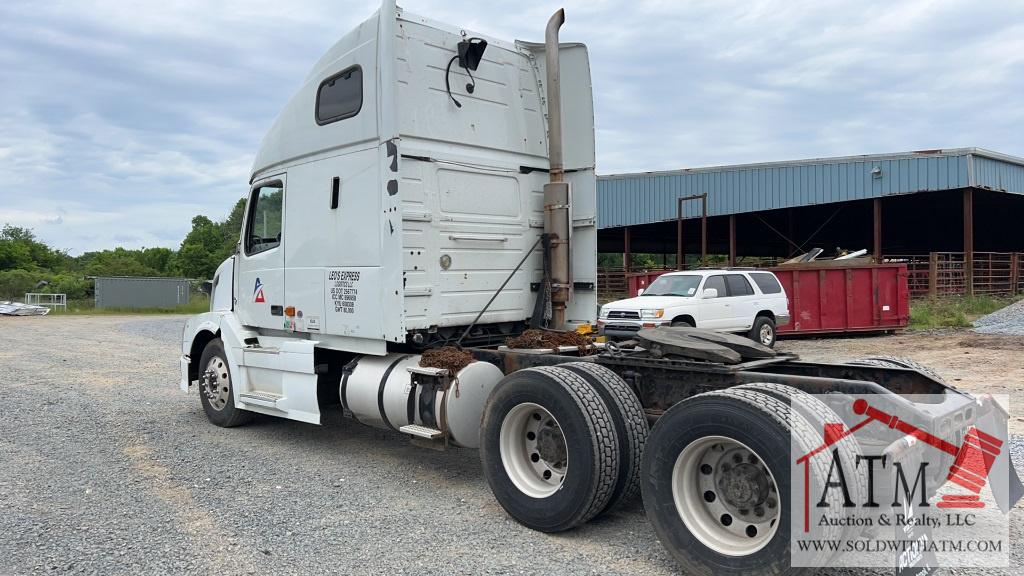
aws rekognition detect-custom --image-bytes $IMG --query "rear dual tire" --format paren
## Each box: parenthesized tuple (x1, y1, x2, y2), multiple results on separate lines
(849, 355, 947, 384)
(480, 366, 619, 532)
(559, 362, 649, 512)
(641, 387, 837, 576)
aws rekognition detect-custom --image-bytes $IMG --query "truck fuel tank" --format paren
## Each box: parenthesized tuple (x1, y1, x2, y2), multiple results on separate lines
(341, 353, 503, 448)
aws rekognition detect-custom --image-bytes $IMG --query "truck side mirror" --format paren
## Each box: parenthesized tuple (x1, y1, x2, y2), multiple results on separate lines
(637, 288, 645, 296)
(702, 288, 718, 299)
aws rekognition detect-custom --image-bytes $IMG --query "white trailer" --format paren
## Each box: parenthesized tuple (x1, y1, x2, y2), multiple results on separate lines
(181, 3, 1016, 574)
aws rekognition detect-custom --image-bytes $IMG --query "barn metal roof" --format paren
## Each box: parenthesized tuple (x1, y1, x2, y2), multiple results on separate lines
(597, 148, 1024, 229)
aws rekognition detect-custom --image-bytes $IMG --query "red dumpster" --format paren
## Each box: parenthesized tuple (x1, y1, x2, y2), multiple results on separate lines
(625, 263, 909, 336)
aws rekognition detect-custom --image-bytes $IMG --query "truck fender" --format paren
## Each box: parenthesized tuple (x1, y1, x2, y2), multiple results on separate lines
(180, 312, 254, 397)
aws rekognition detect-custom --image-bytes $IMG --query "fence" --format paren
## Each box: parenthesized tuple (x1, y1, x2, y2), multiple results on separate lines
(598, 252, 1024, 302)
(884, 252, 1022, 298)
(597, 268, 628, 302)
(24, 293, 68, 311)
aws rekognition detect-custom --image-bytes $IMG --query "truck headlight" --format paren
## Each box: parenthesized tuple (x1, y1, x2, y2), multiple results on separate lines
(641, 309, 664, 319)
(599, 306, 608, 318)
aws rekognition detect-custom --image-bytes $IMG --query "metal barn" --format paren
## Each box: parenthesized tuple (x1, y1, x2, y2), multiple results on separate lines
(93, 277, 192, 309)
(597, 148, 1024, 297)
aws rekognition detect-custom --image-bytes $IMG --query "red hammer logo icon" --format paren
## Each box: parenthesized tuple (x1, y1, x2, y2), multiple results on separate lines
(852, 398, 1002, 508)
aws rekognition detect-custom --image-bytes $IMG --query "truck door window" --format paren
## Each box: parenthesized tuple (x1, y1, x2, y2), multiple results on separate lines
(703, 275, 727, 297)
(725, 274, 753, 296)
(245, 184, 283, 255)
(316, 66, 362, 125)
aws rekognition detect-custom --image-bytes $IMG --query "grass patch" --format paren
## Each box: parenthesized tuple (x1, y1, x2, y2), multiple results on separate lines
(909, 295, 1021, 330)
(50, 295, 210, 315)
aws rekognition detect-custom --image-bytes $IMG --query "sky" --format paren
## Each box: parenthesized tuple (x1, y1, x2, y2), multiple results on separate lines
(1, 0, 1022, 255)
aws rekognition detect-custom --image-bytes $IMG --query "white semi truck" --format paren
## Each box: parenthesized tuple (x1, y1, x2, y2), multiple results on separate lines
(181, 3, 1017, 573)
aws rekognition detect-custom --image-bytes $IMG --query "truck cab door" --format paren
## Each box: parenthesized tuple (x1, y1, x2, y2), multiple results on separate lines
(235, 177, 286, 331)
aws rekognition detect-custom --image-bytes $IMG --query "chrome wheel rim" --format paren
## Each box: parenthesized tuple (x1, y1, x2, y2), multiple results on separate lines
(499, 403, 567, 498)
(671, 436, 780, 556)
(759, 324, 773, 345)
(202, 356, 231, 411)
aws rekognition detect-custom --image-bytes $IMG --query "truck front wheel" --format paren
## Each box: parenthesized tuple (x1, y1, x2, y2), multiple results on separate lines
(481, 366, 619, 532)
(198, 338, 252, 428)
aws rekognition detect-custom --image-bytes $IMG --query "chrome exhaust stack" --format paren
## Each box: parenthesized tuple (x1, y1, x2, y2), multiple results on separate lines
(543, 8, 571, 329)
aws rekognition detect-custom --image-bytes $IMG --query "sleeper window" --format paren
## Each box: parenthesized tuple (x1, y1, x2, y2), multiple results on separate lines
(316, 66, 362, 125)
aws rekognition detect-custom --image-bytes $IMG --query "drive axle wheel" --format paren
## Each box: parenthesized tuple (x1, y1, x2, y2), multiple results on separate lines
(500, 403, 567, 497)
(642, 388, 834, 576)
(673, 436, 780, 556)
(198, 338, 252, 428)
(481, 366, 618, 532)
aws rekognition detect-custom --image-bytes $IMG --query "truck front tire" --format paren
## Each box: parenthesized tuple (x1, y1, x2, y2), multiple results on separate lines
(481, 366, 619, 532)
(198, 338, 252, 428)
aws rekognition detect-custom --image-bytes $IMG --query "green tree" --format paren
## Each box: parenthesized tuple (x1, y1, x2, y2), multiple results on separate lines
(48, 273, 89, 300)
(82, 248, 159, 277)
(176, 242, 219, 279)
(0, 225, 67, 271)
(219, 197, 246, 251)
(137, 247, 176, 275)
(0, 269, 40, 299)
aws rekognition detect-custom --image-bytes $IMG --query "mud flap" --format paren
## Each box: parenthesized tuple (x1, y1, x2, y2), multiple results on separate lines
(977, 401, 1024, 512)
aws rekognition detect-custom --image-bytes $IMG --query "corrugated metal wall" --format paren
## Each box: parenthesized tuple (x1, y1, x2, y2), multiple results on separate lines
(972, 155, 1024, 193)
(94, 277, 192, 309)
(597, 150, 1023, 229)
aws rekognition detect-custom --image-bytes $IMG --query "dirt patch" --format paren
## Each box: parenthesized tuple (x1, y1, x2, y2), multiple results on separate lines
(419, 347, 474, 374)
(505, 329, 593, 354)
(956, 333, 1024, 351)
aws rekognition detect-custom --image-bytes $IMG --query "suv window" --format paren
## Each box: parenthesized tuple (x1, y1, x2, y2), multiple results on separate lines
(316, 66, 362, 125)
(749, 272, 783, 294)
(245, 183, 284, 255)
(643, 274, 702, 297)
(725, 274, 754, 296)
(703, 275, 727, 297)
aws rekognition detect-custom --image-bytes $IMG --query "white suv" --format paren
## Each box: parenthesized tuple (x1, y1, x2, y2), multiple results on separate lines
(598, 269, 791, 347)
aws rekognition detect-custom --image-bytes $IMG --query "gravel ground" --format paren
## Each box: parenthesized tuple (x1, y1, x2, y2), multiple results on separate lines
(0, 316, 1021, 575)
(974, 299, 1024, 336)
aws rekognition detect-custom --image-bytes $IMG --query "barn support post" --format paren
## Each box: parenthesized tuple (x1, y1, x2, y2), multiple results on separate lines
(728, 214, 737, 267)
(963, 189, 974, 296)
(700, 194, 708, 265)
(623, 225, 632, 273)
(676, 208, 683, 270)
(928, 252, 938, 298)
(873, 198, 882, 262)
(675, 193, 708, 270)
(1011, 252, 1020, 295)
